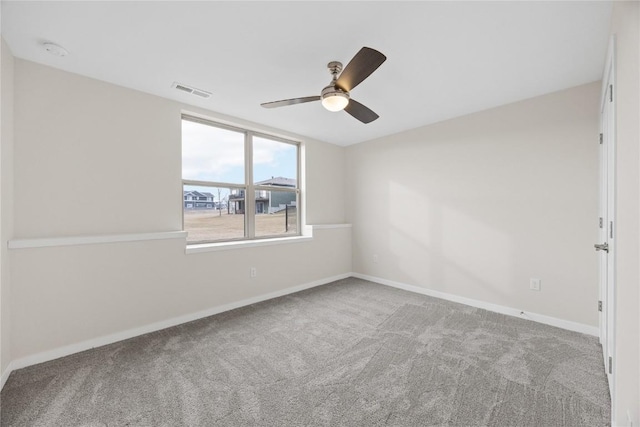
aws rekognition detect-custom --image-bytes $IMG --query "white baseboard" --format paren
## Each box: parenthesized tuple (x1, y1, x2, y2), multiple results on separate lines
(1, 361, 14, 390)
(6, 273, 351, 378)
(352, 273, 599, 336)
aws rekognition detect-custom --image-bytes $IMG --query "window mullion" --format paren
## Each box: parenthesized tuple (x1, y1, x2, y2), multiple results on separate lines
(245, 131, 255, 239)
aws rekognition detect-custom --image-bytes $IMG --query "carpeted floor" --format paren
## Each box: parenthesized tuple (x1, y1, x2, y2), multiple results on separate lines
(1, 278, 610, 426)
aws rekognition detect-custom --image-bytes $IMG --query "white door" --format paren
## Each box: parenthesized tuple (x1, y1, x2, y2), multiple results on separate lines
(597, 39, 615, 397)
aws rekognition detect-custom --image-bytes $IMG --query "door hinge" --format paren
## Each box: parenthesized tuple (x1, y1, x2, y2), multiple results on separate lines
(599, 217, 603, 228)
(598, 301, 602, 312)
(609, 356, 613, 374)
(610, 221, 614, 239)
(599, 133, 603, 144)
(610, 85, 613, 102)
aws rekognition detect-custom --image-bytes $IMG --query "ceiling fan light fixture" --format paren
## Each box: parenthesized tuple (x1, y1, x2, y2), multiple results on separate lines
(321, 88, 349, 112)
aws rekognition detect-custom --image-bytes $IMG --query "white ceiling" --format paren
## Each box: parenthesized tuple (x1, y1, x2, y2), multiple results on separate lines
(1, 1, 612, 146)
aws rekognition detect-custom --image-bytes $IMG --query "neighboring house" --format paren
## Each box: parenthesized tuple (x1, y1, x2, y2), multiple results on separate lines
(183, 190, 215, 209)
(228, 177, 296, 214)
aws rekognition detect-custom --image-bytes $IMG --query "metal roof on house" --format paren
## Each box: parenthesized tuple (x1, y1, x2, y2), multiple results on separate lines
(255, 177, 296, 187)
(184, 190, 214, 197)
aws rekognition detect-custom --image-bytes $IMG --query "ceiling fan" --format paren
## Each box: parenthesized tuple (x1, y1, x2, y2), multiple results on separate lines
(261, 47, 387, 124)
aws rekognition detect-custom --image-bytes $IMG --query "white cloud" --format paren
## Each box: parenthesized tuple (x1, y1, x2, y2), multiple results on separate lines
(253, 136, 293, 168)
(182, 121, 244, 183)
(182, 121, 296, 183)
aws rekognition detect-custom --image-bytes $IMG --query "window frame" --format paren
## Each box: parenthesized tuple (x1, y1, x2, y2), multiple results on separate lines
(181, 114, 301, 245)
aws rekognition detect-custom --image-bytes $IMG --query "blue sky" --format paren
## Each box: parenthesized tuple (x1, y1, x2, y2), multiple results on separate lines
(182, 120, 297, 186)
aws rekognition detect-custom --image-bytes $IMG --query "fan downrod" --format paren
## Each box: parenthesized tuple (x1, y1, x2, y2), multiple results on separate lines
(327, 61, 343, 82)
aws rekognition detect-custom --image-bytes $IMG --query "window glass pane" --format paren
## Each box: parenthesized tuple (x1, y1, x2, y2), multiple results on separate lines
(255, 190, 297, 237)
(183, 185, 244, 243)
(182, 119, 245, 184)
(253, 136, 297, 185)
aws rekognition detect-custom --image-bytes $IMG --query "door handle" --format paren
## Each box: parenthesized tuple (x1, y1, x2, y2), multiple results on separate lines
(594, 242, 609, 252)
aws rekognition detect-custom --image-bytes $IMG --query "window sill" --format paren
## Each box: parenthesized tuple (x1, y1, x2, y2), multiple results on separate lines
(185, 234, 313, 254)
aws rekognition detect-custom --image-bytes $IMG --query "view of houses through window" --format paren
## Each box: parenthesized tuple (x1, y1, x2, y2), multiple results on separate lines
(182, 116, 299, 244)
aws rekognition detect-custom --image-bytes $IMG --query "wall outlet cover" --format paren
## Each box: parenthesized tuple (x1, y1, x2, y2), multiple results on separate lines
(530, 278, 541, 291)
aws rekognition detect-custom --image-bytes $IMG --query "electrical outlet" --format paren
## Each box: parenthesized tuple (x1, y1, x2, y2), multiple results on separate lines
(373, 254, 379, 264)
(530, 278, 541, 291)
(250, 267, 257, 278)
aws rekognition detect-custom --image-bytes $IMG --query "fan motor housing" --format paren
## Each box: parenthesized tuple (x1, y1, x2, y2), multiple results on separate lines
(321, 85, 349, 100)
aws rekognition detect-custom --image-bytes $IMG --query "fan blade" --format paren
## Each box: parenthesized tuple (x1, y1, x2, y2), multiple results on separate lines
(336, 47, 386, 92)
(261, 96, 320, 108)
(344, 99, 379, 124)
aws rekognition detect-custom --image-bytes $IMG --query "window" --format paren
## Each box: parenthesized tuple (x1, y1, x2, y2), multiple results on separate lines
(182, 116, 300, 244)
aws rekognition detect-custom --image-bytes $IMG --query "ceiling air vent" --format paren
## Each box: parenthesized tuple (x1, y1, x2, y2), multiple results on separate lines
(171, 82, 212, 99)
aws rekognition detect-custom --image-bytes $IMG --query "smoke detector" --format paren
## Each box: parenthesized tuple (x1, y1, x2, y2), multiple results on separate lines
(42, 42, 68, 57)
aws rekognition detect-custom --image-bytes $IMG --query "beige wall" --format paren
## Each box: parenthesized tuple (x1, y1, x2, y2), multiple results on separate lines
(609, 1, 640, 425)
(304, 140, 346, 225)
(1, 37, 15, 377)
(10, 59, 350, 361)
(346, 82, 600, 327)
(14, 60, 180, 238)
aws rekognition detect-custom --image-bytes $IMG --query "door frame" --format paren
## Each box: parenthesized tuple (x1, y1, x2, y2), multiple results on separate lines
(598, 35, 616, 420)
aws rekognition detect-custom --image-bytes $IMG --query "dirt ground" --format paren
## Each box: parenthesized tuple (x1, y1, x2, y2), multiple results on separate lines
(184, 209, 297, 242)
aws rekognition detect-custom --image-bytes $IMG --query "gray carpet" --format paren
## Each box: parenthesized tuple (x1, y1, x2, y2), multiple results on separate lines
(1, 278, 610, 426)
